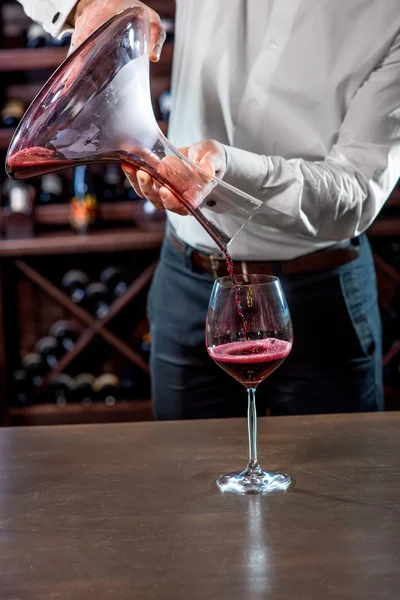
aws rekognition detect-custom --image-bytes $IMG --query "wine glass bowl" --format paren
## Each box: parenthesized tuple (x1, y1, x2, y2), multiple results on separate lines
(206, 274, 293, 494)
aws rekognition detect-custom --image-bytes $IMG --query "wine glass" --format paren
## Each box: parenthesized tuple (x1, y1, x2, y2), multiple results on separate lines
(206, 274, 293, 494)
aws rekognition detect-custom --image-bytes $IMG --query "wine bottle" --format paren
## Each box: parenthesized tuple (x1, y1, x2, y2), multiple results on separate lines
(122, 177, 141, 201)
(74, 373, 95, 405)
(6, 181, 31, 210)
(13, 370, 31, 406)
(85, 282, 111, 319)
(100, 266, 128, 298)
(49, 320, 78, 353)
(70, 166, 97, 234)
(3, 180, 35, 239)
(2, 3, 27, 49)
(47, 374, 76, 406)
(61, 270, 89, 305)
(158, 90, 172, 122)
(160, 18, 175, 43)
(119, 376, 138, 401)
(21, 352, 45, 387)
(93, 374, 120, 406)
(26, 23, 51, 48)
(141, 332, 151, 361)
(102, 164, 121, 202)
(35, 336, 63, 370)
(1, 99, 25, 128)
(38, 174, 64, 205)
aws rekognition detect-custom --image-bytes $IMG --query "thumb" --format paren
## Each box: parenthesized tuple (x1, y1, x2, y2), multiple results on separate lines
(187, 144, 223, 175)
(150, 27, 166, 62)
(198, 158, 215, 177)
(185, 145, 215, 180)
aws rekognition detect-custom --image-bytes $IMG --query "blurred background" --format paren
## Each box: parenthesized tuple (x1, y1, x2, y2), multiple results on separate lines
(0, 0, 398, 427)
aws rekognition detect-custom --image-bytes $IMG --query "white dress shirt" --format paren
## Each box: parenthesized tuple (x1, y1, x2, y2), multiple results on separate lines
(17, 0, 400, 259)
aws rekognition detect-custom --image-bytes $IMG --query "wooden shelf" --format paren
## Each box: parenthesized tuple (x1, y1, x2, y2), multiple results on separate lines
(368, 219, 400, 238)
(9, 399, 153, 426)
(34, 201, 147, 226)
(0, 227, 164, 257)
(147, 0, 175, 17)
(387, 188, 400, 207)
(0, 47, 68, 72)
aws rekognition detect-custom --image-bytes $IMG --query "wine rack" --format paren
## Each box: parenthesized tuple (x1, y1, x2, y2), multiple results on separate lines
(0, 231, 164, 425)
(0, 0, 175, 425)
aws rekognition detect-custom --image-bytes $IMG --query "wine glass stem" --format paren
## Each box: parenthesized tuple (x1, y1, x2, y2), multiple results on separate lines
(247, 387, 258, 469)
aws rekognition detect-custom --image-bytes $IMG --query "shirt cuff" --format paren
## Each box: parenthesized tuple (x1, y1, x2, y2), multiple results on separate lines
(222, 144, 268, 197)
(23, 0, 78, 38)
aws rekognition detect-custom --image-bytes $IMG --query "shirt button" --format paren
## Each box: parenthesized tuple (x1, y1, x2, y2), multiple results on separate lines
(269, 40, 278, 49)
(250, 98, 258, 108)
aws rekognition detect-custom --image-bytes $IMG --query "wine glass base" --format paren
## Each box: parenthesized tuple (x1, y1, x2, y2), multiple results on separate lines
(217, 465, 291, 494)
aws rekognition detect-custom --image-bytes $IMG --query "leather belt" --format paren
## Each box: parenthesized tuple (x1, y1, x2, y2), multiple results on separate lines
(167, 228, 360, 277)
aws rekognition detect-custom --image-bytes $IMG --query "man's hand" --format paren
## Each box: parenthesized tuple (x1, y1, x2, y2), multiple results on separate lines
(122, 140, 227, 215)
(67, 1, 224, 217)
(70, 0, 165, 61)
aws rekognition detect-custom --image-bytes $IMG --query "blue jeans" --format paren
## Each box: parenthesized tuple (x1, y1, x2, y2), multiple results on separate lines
(148, 234, 383, 419)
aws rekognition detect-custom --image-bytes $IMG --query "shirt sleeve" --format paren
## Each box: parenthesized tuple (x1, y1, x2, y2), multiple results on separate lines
(223, 32, 400, 242)
(16, 0, 78, 37)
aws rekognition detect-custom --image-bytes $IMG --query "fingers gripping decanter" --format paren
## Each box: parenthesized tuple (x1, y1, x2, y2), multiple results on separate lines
(5, 6, 262, 252)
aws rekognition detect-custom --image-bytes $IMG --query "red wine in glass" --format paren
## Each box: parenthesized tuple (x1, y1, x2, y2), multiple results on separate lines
(206, 274, 293, 494)
(208, 339, 292, 387)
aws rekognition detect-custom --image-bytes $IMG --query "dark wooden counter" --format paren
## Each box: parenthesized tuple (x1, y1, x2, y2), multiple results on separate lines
(1, 413, 400, 599)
